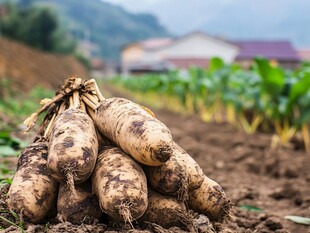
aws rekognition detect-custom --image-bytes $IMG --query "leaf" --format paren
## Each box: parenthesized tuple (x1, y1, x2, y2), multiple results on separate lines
(209, 57, 224, 73)
(0, 145, 18, 157)
(9, 135, 28, 149)
(239, 205, 263, 212)
(0, 131, 10, 141)
(0, 167, 10, 175)
(254, 57, 285, 95)
(285, 215, 310, 225)
(289, 72, 310, 104)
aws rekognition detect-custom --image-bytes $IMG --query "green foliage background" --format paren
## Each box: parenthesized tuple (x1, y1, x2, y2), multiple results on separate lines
(0, 1, 76, 54)
(110, 58, 310, 150)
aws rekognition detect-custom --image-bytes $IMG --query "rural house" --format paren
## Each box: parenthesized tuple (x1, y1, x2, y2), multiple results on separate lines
(121, 31, 300, 73)
(121, 32, 239, 73)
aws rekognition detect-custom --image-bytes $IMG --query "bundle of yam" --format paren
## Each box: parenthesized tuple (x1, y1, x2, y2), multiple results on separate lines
(6, 77, 231, 231)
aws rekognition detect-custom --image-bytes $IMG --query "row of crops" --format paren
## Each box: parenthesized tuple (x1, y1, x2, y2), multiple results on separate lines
(110, 57, 310, 152)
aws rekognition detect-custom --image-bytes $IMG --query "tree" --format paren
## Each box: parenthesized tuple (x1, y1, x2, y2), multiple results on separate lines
(0, 2, 76, 54)
(20, 7, 57, 51)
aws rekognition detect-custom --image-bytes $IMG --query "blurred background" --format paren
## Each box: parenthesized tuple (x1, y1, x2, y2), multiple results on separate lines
(0, 0, 309, 79)
(0, 0, 310, 148)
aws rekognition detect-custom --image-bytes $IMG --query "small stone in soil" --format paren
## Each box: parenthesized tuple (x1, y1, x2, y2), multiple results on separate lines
(264, 217, 283, 231)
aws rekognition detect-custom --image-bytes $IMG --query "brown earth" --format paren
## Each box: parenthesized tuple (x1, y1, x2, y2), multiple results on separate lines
(0, 38, 89, 93)
(155, 109, 310, 233)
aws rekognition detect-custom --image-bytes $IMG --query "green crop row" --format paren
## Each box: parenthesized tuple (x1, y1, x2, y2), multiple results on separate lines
(110, 57, 310, 152)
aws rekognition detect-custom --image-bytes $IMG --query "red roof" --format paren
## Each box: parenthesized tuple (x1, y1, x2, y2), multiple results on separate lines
(235, 40, 300, 61)
(165, 58, 209, 69)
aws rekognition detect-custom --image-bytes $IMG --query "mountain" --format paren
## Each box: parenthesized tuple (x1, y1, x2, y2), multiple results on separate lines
(105, 0, 310, 49)
(33, 0, 169, 60)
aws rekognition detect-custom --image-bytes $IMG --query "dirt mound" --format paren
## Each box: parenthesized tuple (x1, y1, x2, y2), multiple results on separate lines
(0, 37, 89, 92)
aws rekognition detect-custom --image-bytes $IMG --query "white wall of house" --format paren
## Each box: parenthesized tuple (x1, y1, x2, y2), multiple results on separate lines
(143, 32, 239, 63)
(121, 44, 144, 64)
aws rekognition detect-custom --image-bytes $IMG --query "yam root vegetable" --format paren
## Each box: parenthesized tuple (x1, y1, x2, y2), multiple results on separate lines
(7, 141, 58, 223)
(145, 147, 188, 200)
(92, 146, 148, 224)
(57, 180, 102, 224)
(145, 142, 204, 200)
(174, 142, 204, 190)
(188, 176, 231, 222)
(140, 190, 195, 231)
(47, 107, 98, 185)
(94, 97, 173, 166)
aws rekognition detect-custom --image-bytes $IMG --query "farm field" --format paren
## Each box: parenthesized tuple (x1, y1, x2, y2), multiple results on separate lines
(113, 57, 310, 153)
(0, 82, 309, 233)
(1, 1, 309, 232)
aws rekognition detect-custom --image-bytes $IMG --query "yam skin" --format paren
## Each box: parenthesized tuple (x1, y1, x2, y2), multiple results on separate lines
(47, 108, 98, 184)
(174, 143, 204, 190)
(57, 180, 102, 224)
(145, 142, 204, 200)
(94, 97, 173, 166)
(188, 176, 231, 222)
(7, 142, 58, 223)
(92, 146, 148, 223)
(140, 190, 194, 231)
(145, 146, 188, 199)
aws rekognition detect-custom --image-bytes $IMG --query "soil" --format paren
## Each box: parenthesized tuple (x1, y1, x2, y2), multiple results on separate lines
(154, 109, 310, 233)
(0, 38, 89, 93)
(1, 93, 310, 232)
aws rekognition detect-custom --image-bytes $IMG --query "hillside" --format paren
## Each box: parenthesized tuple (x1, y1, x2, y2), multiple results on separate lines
(0, 37, 88, 92)
(33, 0, 169, 60)
(115, 0, 310, 48)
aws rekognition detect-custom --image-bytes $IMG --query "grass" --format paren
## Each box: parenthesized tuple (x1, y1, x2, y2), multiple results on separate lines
(0, 215, 24, 233)
(0, 80, 54, 130)
(0, 78, 55, 186)
(0, 210, 26, 233)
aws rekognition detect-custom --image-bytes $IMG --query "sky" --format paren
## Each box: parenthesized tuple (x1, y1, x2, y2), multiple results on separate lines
(103, 0, 310, 48)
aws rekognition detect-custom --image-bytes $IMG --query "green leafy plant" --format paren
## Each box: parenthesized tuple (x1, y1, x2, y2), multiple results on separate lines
(110, 56, 310, 152)
(239, 204, 263, 212)
(0, 131, 27, 157)
(0, 78, 54, 129)
(0, 210, 25, 233)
